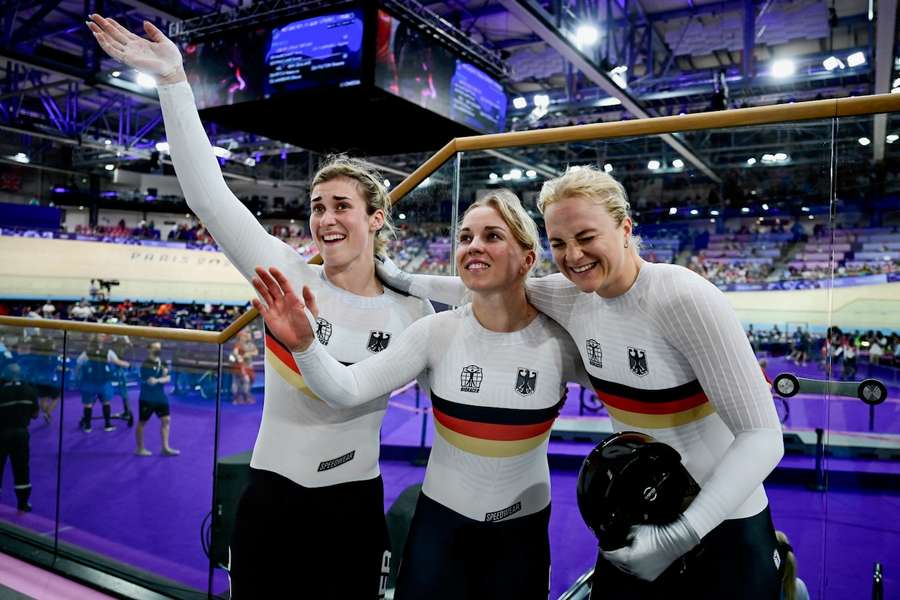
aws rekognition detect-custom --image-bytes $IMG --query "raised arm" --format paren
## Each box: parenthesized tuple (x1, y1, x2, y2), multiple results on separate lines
(87, 15, 314, 282)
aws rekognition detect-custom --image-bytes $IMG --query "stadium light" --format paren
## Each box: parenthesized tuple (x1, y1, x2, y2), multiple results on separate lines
(11, 152, 29, 164)
(761, 153, 776, 163)
(136, 72, 156, 88)
(104, 139, 112, 146)
(510, 168, 523, 180)
(887, 134, 899, 144)
(603, 163, 613, 173)
(801, 206, 810, 212)
(212, 146, 232, 159)
(489, 173, 499, 181)
(762, 203, 770, 210)
(244, 158, 256, 167)
(823, 56, 844, 71)
(502, 173, 512, 181)
(648, 160, 661, 170)
(526, 169, 537, 178)
(847, 51, 866, 67)
(155, 142, 170, 153)
(533, 94, 550, 109)
(709, 218, 716, 223)
(770, 59, 796, 78)
(747, 157, 757, 165)
(512, 97, 527, 110)
(399, 213, 407, 220)
(741, 207, 750, 213)
(858, 137, 871, 146)
(672, 158, 685, 169)
(668, 207, 677, 215)
(383, 179, 391, 188)
(111, 70, 121, 78)
(575, 24, 599, 47)
(690, 208, 699, 215)
(104, 164, 115, 171)
(773, 152, 788, 161)
(710, 210, 720, 216)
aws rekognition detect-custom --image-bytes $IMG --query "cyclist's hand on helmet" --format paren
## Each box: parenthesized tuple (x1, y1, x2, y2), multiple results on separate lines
(251, 267, 318, 352)
(601, 516, 699, 581)
(86, 14, 185, 83)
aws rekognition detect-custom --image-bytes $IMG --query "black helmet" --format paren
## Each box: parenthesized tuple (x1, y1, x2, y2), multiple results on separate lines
(577, 431, 700, 551)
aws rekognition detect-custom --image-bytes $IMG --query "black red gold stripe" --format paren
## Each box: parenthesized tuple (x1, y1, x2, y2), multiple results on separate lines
(588, 373, 715, 428)
(430, 391, 564, 457)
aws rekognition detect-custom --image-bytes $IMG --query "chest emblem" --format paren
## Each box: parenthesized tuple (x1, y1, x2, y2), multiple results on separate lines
(315, 318, 333, 345)
(514, 368, 538, 396)
(460, 365, 483, 393)
(628, 347, 649, 377)
(586, 339, 603, 368)
(367, 331, 391, 353)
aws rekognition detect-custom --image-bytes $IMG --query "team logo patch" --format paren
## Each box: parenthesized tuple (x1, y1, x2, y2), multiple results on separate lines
(773, 548, 781, 570)
(317, 450, 355, 472)
(367, 331, 391, 353)
(514, 368, 538, 396)
(460, 365, 483, 393)
(628, 347, 649, 377)
(315, 317, 332, 345)
(586, 339, 603, 368)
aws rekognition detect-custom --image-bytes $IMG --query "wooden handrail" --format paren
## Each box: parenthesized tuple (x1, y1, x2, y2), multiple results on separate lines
(0, 315, 221, 343)
(5, 92, 900, 343)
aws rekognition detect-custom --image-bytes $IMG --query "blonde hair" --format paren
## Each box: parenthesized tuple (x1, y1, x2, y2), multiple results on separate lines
(461, 189, 540, 273)
(311, 155, 395, 257)
(776, 531, 798, 600)
(537, 164, 641, 252)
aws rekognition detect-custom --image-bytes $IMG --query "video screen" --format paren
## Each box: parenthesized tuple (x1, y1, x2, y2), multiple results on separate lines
(374, 9, 507, 133)
(265, 11, 364, 95)
(183, 9, 364, 110)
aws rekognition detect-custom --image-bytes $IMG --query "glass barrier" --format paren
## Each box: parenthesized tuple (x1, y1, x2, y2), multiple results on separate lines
(55, 330, 219, 596)
(459, 119, 837, 597)
(0, 324, 63, 554)
(210, 316, 262, 597)
(823, 113, 900, 599)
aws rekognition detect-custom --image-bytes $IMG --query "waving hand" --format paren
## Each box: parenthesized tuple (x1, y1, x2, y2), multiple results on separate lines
(251, 267, 319, 352)
(86, 14, 185, 83)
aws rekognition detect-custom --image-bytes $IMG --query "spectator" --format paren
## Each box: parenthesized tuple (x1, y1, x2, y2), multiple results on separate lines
(40, 300, 56, 319)
(775, 531, 809, 600)
(135, 342, 179, 457)
(0, 364, 39, 512)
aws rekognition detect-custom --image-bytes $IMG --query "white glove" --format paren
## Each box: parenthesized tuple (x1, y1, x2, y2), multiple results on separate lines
(600, 516, 700, 582)
(375, 255, 414, 294)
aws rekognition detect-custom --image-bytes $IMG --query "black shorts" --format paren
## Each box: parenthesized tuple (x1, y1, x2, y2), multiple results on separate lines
(395, 492, 551, 600)
(138, 400, 170, 421)
(590, 506, 780, 600)
(229, 467, 390, 600)
(34, 383, 60, 399)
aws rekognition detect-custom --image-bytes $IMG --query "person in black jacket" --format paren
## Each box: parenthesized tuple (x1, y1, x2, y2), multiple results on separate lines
(0, 363, 39, 512)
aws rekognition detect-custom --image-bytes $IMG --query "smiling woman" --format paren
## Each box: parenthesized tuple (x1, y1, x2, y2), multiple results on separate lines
(250, 190, 590, 599)
(376, 165, 786, 599)
(86, 13, 434, 599)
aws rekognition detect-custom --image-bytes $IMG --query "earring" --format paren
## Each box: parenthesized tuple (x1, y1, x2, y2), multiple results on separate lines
(624, 239, 629, 249)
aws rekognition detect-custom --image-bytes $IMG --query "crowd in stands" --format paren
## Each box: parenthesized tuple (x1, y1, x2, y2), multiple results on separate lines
(747, 325, 900, 376)
(4, 205, 900, 288)
(0, 299, 247, 331)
